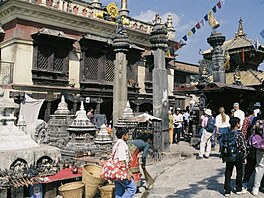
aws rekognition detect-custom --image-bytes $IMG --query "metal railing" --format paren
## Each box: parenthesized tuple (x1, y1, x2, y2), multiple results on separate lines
(0, 61, 14, 85)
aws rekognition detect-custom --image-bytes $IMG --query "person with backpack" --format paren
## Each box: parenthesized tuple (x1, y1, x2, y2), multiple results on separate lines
(197, 109, 215, 159)
(220, 117, 247, 197)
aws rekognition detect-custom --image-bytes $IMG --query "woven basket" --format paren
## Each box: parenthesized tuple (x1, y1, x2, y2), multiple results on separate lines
(82, 164, 104, 185)
(82, 164, 105, 198)
(58, 181, 84, 198)
(99, 185, 115, 198)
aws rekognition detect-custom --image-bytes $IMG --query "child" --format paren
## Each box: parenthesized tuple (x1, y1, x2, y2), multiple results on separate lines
(221, 117, 247, 197)
(113, 127, 137, 198)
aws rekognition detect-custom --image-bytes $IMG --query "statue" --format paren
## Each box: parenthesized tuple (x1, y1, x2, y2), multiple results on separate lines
(153, 13, 162, 24)
(115, 15, 125, 35)
(224, 51, 230, 70)
(233, 66, 242, 85)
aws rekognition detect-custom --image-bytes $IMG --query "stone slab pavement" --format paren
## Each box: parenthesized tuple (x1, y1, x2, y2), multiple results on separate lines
(135, 141, 264, 198)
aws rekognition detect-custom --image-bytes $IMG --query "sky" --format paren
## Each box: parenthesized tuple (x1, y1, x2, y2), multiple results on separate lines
(101, 0, 264, 70)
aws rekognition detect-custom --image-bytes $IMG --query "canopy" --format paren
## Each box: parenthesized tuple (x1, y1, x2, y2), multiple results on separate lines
(131, 113, 162, 123)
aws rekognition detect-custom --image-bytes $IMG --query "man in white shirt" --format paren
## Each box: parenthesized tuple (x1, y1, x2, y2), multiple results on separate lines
(233, 102, 245, 130)
(173, 108, 183, 144)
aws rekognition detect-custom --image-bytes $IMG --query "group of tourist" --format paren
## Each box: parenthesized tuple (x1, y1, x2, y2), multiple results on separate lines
(197, 102, 264, 196)
(168, 107, 191, 145)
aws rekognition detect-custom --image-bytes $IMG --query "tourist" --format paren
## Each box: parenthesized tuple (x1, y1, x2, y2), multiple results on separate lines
(215, 107, 230, 147)
(173, 108, 183, 144)
(182, 106, 190, 138)
(87, 107, 94, 123)
(113, 127, 136, 198)
(241, 107, 264, 193)
(221, 117, 247, 197)
(197, 109, 215, 159)
(250, 119, 264, 196)
(168, 110, 174, 145)
(233, 102, 245, 130)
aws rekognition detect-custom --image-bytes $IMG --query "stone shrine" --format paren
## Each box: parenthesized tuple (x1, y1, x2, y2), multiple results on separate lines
(48, 95, 74, 147)
(0, 88, 60, 170)
(94, 124, 113, 145)
(61, 101, 98, 158)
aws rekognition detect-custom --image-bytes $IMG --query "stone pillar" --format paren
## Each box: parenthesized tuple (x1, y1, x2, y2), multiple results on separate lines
(120, 0, 129, 16)
(112, 20, 129, 127)
(207, 31, 226, 83)
(150, 14, 169, 152)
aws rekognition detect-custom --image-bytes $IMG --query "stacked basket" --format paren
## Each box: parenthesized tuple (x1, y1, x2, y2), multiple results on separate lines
(58, 181, 84, 198)
(82, 164, 105, 198)
(98, 184, 115, 198)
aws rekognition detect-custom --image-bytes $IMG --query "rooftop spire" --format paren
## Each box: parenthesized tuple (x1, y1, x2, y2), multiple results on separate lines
(235, 18, 246, 38)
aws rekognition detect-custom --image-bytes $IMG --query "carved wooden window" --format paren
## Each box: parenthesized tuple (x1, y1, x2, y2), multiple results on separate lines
(32, 43, 70, 86)
(105, 54, 114, 82)
(84, 53, 100, 80)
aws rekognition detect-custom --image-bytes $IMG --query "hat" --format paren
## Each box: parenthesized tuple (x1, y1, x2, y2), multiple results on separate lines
(204, 109, 212, 116)
(233, 102, 239, 107)
(176, 108, 181, 111)
(254, 102, 261, 107)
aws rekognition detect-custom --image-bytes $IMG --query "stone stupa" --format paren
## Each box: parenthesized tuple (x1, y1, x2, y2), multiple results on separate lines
(48, 95, 74, 147)
(0, 88, 60, 170)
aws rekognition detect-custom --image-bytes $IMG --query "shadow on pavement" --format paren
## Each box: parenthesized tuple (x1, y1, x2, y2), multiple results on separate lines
(168, 167, 224, 198)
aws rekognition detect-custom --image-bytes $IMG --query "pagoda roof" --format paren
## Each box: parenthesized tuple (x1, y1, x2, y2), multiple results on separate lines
(225, 70, 264, 86)
(203, 18, 264, 55)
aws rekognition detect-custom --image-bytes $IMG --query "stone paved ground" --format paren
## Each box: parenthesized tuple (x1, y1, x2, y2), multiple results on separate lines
(136, 141, 264, 198)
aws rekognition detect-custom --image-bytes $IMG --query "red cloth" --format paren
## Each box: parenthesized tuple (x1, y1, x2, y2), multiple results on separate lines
(41, 168, 82, 183)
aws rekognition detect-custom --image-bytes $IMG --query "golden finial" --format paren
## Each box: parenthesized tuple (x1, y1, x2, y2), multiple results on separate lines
(208, 11, 220, 29)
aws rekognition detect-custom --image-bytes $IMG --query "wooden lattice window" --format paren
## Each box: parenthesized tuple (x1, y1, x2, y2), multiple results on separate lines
(105, 55, 114, 82)
(37, 47, 52, 70)
(37, 46, 67, 72)
(84, 53, 100, 80)
(53, 49, 67, 72)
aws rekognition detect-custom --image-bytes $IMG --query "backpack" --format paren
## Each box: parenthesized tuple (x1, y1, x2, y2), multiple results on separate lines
(220, 131, 238, 162)
(205, 117, 215, 133)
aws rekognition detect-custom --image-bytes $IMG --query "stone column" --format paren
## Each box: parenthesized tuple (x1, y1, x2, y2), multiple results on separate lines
(207, 31, 226, 83)
(120, 0, 129, 16)
(150, 14, 169, 152)
(112, 20, 129, 127)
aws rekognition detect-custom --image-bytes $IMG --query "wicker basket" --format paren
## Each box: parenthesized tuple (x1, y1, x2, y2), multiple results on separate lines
(82, 164, 105, 198)
(58, 181, 84, 198)
(99, 185, 115, 198)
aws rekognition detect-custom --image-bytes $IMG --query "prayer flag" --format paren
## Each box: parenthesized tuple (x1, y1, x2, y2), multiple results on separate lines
(182, 35, 187, 41)
(191, 27, 196, 34)
(187, 31, 192, 37)
(204, 14, 208, 21)
(195, 23, 201, 29)
(217, 1, 222, 9)
(200, 19, 205, 26)
(212, 6, 217, 13)
(260, 29, 264, 39)
(175, 41, 180, 50)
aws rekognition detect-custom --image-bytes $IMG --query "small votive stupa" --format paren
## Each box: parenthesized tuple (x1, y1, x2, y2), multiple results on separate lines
(61, 101, 98, 158)
(94, 124, 112, 145)
(48, 95, 74, 147)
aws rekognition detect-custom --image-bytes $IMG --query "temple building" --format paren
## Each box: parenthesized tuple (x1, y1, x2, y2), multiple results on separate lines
(175, 18, 264, 112)
(203, 18, 264, 87)
(0, 0, 198, 124)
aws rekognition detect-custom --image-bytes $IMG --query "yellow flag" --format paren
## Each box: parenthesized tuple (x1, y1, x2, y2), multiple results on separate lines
(187, 31, 192, 36)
